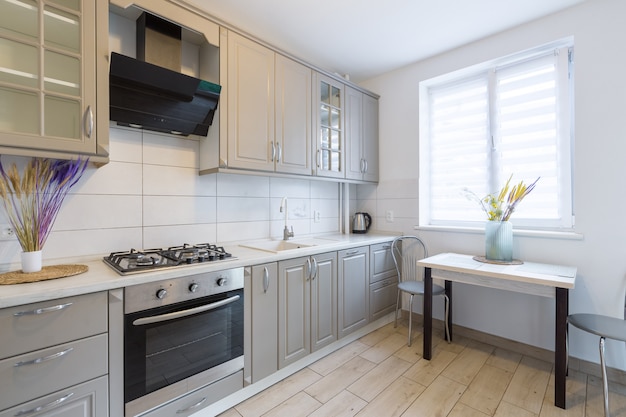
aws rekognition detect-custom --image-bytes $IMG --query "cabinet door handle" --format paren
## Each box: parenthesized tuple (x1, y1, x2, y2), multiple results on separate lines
(277, 142, 282, 163)
(316, 149, 321, 168)
(13, 302, 73, 317)
(176, 397, 207, 414)
(364, 159, 368, 173)
(311, 257, 318, 281)
(84, 105, 93, 138)
(360, 158, 365, 173)
(306, 258, 312, 281)
(263, 267, 270, 293)
(270, 141, 276, 162)
(14, 392, 74, 416)
(14, 347, 74, 367)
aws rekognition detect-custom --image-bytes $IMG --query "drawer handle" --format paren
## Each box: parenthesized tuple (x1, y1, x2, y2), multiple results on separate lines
(14, 392, 74, 416)
(14, 347, 74, 367)
(13, 302, 73, 317)
(176, 397, 207, 414)
(346, 250, 359, 255)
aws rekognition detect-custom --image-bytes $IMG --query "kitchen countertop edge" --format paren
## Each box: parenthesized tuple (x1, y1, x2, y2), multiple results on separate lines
(0, 233, 397, 309)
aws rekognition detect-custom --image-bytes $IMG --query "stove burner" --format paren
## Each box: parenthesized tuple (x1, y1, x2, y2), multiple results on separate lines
(103, 244, 235, 275)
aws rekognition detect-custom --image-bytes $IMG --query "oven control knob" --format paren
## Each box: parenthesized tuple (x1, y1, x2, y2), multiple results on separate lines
(156, 289, 167, 299)
(189, 283, 199, 293)
(216, 277, 227, 287)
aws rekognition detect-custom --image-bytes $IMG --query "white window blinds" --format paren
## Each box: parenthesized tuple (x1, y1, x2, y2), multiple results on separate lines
(421, 44, 573, 229)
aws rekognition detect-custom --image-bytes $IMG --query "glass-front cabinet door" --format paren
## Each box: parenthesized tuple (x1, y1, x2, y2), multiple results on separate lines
(0, 0, 98, 155)
(314, 72, 344, 178)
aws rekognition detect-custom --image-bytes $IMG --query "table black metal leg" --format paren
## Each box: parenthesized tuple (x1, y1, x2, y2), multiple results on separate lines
(555, 287, 568, 409)
(424, 267, 433, 360)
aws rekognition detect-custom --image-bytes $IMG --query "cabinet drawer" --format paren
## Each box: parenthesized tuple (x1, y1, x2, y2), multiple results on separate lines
(370, 278, 397, 321)
(139, 370, 243, 417)
(0, 292, 107, 360)
(370, 242, 395, 284)
(0, 333, 108, 411)
(0, 375, 108, 417)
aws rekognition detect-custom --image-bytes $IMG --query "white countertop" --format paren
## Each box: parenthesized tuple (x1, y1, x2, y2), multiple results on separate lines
(0, 233, 396, 309)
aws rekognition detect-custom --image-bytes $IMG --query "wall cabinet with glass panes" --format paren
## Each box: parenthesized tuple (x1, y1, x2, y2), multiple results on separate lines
(314, 73, 345, 179)
(0, 0, 109, 162)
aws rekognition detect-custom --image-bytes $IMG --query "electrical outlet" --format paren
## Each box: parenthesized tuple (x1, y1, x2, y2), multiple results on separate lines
(0, 224, 15, 241)
(385, 210, 394, 222)
(314, 210, 321, 223)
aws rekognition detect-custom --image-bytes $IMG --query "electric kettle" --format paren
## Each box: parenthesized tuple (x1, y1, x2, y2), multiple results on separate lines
(352, 212, 372, 234)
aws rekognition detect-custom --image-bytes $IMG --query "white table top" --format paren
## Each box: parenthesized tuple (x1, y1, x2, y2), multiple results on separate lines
(418, 253, 576, 290)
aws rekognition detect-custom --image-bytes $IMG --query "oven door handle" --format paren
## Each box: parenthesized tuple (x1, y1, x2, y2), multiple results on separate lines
(132, 295, 241, 326)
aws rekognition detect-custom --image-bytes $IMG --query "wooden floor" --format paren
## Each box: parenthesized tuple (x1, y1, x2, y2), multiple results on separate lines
(219, 319, 626, 417)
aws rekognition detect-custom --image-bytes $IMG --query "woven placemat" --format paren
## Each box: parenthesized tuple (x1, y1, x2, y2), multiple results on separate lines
(0, 264, 89, 285)
(473, 255, 523, 266)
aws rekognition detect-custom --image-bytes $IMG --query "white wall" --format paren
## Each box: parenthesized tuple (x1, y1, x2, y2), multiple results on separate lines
(360, 0, 626, 368)
(0, 126, 340, 266)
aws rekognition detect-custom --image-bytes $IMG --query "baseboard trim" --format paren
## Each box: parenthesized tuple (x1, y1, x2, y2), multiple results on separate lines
(407, 310, 626, 385)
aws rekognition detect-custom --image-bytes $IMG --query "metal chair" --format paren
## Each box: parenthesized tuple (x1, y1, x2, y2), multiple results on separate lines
(391, 236, 450, 346)
(568, 313, 626, 417)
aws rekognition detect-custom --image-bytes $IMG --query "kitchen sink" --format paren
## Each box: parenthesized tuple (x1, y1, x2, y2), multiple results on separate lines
(239, 237, 338, 253)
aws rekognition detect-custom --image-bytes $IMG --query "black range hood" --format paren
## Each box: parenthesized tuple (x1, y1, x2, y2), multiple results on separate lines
(109, 13, 221, 137)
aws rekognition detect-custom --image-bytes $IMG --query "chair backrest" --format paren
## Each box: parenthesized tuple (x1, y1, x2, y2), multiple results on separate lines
(391, 236, 428, 284)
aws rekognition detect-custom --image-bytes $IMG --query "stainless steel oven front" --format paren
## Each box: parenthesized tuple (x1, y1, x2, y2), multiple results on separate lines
(123, 268, 244, 416)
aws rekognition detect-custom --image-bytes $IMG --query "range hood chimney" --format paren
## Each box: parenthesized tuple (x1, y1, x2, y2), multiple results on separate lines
(109, 12, 221, 137)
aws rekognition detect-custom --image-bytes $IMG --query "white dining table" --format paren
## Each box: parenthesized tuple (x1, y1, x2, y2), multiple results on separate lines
(417, 253, 576, 409)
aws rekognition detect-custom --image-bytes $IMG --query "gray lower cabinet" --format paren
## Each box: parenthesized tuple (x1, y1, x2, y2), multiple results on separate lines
(278, 252, 337, 368)
(0, 376, 108, 417)
(369, 242, 398, 321)
(245, 262, 279, 384)
(0, 292, 108, 417)
(338, 246, 370, 337)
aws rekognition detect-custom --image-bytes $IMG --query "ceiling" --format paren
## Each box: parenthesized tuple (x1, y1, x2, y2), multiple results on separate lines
(183, 0, 584, 83)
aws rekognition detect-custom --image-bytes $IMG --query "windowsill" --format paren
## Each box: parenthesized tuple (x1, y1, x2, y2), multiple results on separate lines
(414, 225, 584, 240)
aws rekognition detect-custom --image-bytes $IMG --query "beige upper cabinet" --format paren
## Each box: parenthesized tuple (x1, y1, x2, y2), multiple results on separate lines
(274, 54, 312, 175)
(226, 31, 312, 175)
(346, 86, 379, 182)
(0, 0, 109, 162)
(314, 73, 345, 179)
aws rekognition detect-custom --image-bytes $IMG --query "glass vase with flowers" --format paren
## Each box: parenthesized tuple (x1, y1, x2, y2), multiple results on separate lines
(464, 175, 539, 262)
(0, 157, 88, 272)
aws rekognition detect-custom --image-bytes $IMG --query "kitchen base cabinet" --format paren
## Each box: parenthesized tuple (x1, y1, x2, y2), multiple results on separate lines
(0, 292, 108, 415)
(0, 376, 108, 417)
(369, 242, 397, 321)
(338, 246, 370, 338)
(278, 252, 337, 368)
(245, 263, 279, 384)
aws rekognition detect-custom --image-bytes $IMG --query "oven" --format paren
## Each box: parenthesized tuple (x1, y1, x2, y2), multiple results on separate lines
(122, 267, 244, 416)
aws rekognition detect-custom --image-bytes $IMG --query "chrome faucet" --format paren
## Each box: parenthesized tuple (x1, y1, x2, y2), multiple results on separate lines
(280, 197, 294, 240)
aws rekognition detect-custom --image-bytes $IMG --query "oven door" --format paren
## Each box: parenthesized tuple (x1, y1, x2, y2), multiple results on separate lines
(124, 288, 243, 404)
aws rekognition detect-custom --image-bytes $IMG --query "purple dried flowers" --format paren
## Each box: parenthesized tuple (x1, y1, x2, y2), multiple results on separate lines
(0, 157, 88, 252)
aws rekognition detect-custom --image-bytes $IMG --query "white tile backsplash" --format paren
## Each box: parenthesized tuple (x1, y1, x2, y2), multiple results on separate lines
(218, 197, 270, 222)
(143, 196, 216, 226)
(217, 173, 269, 197)
(0, 127, 342, 264)
(142, 131, 199, 168)
(55, 195, 142, 230)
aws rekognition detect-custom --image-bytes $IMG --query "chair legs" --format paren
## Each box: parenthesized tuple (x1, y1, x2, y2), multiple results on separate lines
(600, 336, 610, 417)
(395, 289, 451, 346)
(408, 294, 414, 346)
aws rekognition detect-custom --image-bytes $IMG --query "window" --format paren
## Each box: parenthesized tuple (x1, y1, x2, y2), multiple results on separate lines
(419, 40, 574, 230)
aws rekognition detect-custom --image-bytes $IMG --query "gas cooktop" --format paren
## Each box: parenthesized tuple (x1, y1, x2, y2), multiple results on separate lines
(103, 243, 234, 275)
